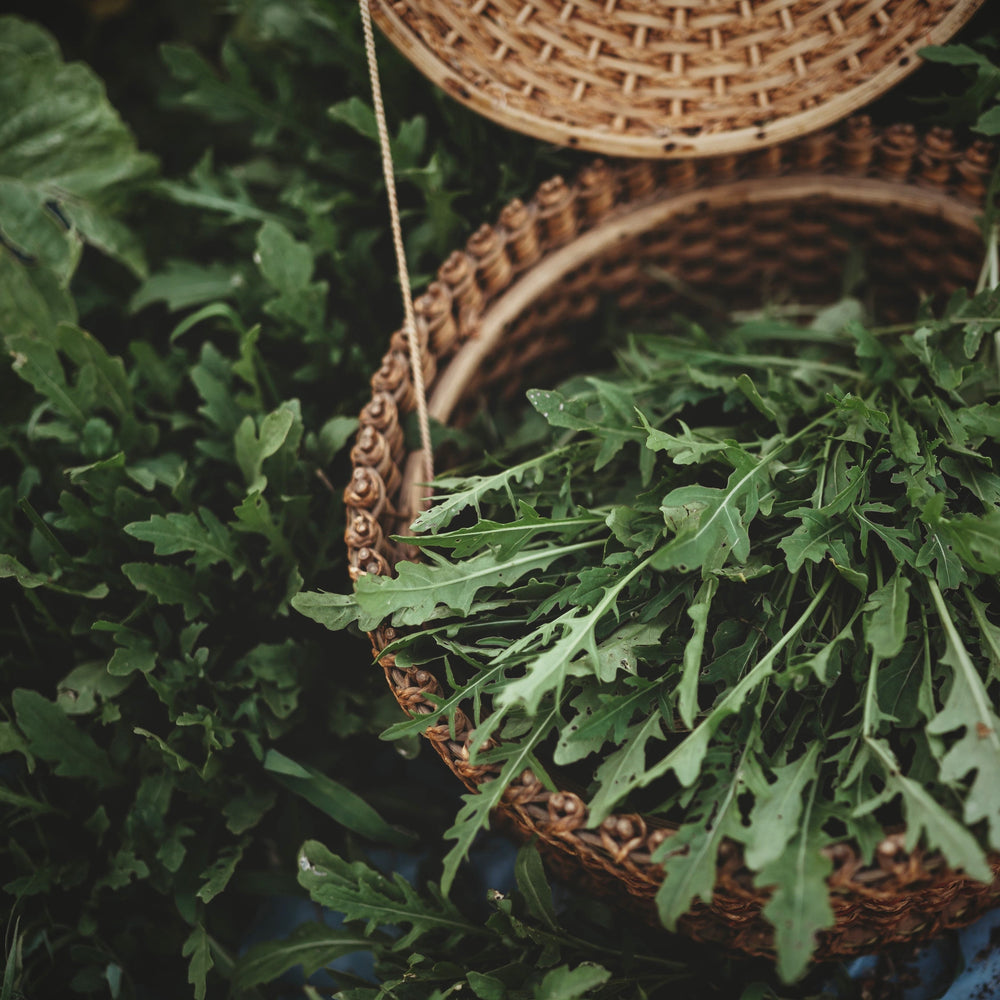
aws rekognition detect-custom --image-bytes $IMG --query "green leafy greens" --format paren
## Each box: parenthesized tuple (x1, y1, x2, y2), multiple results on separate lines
(300, 294, 1000, 981)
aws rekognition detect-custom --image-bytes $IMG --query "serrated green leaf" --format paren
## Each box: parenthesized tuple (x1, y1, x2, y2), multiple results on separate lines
(298, 840, 471, 950)
(181, 926, 212, 1000)
(864, 570, 911, 662)
(926, 582, 1000, 847)
(534, 963, 611, 999)
(196, 837, 248, 903)
(121, 562, 207, 620)
(744, 745, 820, 871)
(757, 821, 834, 983)
(864, 737, 991, 881)
(354, 540, 600, 633)
(12, 688, 117, 788)
(124, 508, 243, 576)
(234, 405, 296, 493)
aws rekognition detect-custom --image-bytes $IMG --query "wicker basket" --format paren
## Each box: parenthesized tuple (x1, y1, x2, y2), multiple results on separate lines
(346, 120, 1000, 960)
(371, 0, 986, 158)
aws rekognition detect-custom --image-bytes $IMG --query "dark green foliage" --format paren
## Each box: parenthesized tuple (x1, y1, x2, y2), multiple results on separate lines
(0, 4, 559, 995)
(2, 1, 1000, 997)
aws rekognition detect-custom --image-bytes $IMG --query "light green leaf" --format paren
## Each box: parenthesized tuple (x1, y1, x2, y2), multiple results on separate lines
(234, 405, 296, 493)
(864, 737, 991, 881)
(196, 838, 248, 903)
(926, 582, 1000, 847)
(181, 926, 213, 1000)
(534, 963, 611, 999)
(757, 823, 834, 983)
(130, 259, 243, 313)
(678, 577, 717, 727)
(744, 745, 820, 871)
(863, 570, 911, 662)
(255, 220, 313, 293)
(291, 590, 361, 631)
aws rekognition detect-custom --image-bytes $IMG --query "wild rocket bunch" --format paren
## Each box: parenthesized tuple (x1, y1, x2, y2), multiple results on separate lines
(297, 289, 1000, 980)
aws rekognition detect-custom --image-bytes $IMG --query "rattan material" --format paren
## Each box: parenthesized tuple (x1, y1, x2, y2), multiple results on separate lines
(371, 0, 986, 158)
(346, 120, 1000, 961)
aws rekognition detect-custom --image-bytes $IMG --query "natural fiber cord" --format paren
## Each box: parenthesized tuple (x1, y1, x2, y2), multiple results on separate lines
(359, 0, 434, 499)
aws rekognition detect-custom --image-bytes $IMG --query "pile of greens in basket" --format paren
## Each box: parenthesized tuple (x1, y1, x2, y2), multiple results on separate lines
(297, 288, 1000, 981)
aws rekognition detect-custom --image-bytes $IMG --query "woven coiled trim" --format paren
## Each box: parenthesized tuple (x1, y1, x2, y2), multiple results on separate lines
(372, 0, 986, 157)
(345, 120, 1000, 960)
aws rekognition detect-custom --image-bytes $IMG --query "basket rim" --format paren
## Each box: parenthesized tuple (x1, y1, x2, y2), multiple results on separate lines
(346, 122, 1000, 961)
(372, 0, 986, 159)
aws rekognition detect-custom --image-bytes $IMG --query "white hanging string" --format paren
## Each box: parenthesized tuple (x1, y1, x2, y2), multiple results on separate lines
(358, 0, 434, 498)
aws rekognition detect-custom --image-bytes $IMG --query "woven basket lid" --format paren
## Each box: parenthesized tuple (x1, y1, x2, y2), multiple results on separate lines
(347, 121, 1000, 961)
(371, 0, 986, 158)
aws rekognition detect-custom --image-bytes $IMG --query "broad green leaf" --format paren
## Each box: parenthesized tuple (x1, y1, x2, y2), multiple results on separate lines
(863, 571, 911, 661)
(467, 971, 506, 1000)
(654, 444, 772, 573)
(233, 922, 375, 992)
(255, 220, 314, 293)
(534, 963, 611, 999)
(0, 16, 155, 283)
(121, 562, 207, 620)
(130, 259, 243, 313)
(945, 509, 1000, 573)
(514, 844, 557, 931)
(12, 688, 117, 788)
(264, 750, 415, 849)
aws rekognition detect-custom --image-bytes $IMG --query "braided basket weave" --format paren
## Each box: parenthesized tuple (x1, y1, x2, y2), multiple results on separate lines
(346, 120, 1000, 960)
(371, 0, 986, 158)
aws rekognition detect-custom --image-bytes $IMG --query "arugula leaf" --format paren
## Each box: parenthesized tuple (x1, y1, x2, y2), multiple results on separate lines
(926, 582, 1000, 847)
(0, 17, 155, 282)
(12, 689, 118, 788)
(298, 840, 473, 949)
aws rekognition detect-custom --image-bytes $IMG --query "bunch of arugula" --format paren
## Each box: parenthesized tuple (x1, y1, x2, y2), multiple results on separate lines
(299, 291, 1000, 981)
